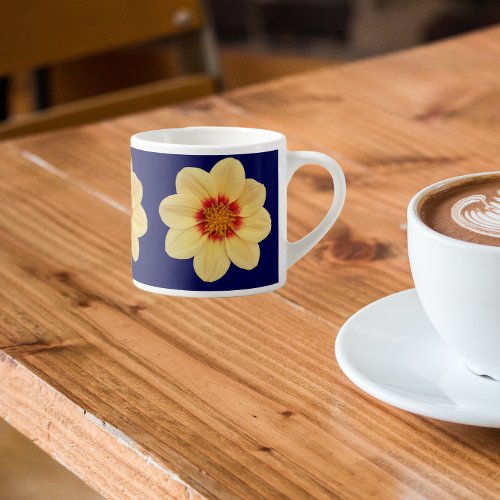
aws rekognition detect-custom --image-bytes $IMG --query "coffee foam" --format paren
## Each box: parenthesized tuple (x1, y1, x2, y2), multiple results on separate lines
(451, 190, 500, 239)
(418, 173, 500, 247)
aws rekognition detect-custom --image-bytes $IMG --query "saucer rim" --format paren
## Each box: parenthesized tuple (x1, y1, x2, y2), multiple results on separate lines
(335, 288, 500, 428)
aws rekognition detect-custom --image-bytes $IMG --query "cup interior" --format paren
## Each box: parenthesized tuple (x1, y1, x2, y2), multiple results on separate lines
(408, 171, 500, 250)
(131, 126, 284, 154)
(416, 172, 500, 217)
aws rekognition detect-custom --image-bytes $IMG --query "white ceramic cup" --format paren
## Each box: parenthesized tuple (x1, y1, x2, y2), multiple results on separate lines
(408, 172, 500, 380)
(131, 126, 346, 297)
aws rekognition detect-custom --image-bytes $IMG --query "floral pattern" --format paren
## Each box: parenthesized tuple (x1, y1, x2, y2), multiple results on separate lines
(159, 158, 271, 282)
(131, 171, 148, 261)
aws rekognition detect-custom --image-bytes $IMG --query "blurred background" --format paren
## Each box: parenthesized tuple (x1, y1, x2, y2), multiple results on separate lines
(1, 0, 500, 140)
(1, 0, 499, 498)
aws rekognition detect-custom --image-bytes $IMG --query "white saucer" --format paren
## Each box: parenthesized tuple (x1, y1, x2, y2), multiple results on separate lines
(335, 289, 500, 427)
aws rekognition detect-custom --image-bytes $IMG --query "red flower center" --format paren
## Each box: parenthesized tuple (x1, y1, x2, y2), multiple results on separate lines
(197, 196, 241, 240)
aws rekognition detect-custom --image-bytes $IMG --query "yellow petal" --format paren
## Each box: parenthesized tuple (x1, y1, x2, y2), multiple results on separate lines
(176, 167, 216, 202)
(132, 234, 139, 261)
(132, 204, 148, 238)
(159, 194, 200, 229)
(131, 172, 143, 207)
(165, 227, 206, 259)
(193, 239, 230, 282)
(225, 235, 260, 270)
(236, 207, 271, 243)
(236, 179, 266, 217)
(210, 158, 245, 202)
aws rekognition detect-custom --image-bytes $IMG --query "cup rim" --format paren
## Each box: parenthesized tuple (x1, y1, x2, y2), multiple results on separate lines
(131, 126, 285, 155)
(407, 171, 500, 253)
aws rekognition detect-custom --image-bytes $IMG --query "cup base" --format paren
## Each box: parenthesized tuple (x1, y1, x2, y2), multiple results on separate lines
(465, 362, 500, 382)
(132, 279, 285, 298)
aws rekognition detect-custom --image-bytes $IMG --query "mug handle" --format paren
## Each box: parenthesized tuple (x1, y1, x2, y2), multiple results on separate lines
(286, 151, 346, 268)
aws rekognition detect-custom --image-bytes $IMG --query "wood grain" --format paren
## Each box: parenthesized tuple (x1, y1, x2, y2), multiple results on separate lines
(2, 27, 500, 498)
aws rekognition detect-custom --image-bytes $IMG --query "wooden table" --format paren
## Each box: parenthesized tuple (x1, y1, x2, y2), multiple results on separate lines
(1, 27, 500, 499)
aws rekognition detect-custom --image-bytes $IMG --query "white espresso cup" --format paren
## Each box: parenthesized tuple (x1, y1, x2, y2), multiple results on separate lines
(131, 127, 346, 297)
(408, 172, 500, 380)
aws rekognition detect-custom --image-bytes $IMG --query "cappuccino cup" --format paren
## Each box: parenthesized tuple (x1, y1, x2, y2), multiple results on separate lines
(408, 172, 500, 381)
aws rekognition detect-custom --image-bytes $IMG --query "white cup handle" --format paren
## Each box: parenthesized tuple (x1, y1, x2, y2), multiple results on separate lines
(286, 151, 346, 268)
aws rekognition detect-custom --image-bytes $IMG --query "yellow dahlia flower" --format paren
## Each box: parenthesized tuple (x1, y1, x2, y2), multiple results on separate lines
(159, 158, 271, 282)
(131, 171, 148, 261)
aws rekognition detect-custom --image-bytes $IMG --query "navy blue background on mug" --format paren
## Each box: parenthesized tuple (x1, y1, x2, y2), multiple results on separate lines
(131, 148, 279, 291)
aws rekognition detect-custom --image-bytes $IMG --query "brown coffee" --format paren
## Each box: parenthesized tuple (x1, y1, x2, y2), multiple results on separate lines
(418, 173, 500, 246)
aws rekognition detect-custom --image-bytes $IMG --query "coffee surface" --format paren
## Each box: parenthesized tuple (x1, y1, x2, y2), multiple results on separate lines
(419, 174, 500, 246)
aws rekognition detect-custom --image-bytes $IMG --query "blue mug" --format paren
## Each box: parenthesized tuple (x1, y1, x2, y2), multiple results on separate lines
(131, 126, 345, 297)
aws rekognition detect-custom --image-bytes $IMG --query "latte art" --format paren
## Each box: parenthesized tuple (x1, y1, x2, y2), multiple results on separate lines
(419, 173, 500, 247)
(451, 190, 500, 239)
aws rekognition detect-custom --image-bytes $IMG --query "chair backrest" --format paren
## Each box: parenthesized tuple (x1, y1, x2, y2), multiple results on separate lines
(0, 0, 205, 76)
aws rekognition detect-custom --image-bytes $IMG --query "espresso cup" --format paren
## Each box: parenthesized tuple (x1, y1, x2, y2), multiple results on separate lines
(130, 126, 346, 297)
(408, 172, 500, 380)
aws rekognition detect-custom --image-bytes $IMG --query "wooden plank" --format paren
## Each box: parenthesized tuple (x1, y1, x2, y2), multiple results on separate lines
(1, 142, 497, 499)
(0, 356, 201, 499)
(3, 27, 500, 498)
(15, 31, 500, 319)
(0, 148, 420, 498)
(0, 0, 203, 75)
(0, 74, 214, 139)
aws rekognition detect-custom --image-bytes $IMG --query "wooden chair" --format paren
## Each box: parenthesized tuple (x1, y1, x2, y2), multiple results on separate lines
(0, 0, 221, 139)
